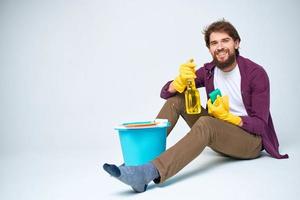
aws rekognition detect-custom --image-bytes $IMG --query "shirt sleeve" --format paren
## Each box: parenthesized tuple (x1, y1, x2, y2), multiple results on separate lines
(240, 67, 270, 135)
(160, 80, 177, 99)
(195, 67, 206, 88)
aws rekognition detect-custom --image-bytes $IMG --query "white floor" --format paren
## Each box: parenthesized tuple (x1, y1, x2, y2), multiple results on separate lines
(1, 144, 299, 200)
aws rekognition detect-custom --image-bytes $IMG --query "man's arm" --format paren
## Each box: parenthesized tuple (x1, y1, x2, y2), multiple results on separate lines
(240, 67, 270, 135)
(160, 65, 206, 99)
(167, 82, 177, 93)
(160, 81, 177, 99)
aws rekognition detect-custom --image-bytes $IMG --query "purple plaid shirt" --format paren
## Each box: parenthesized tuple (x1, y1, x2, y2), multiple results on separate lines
(160, 55, 288, 159)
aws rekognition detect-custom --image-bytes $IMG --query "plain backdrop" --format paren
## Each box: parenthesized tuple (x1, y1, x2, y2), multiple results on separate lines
(1, 0, 299, 199)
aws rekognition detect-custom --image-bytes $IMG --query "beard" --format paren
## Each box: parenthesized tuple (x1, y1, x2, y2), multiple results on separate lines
(212, 48, 236, 70)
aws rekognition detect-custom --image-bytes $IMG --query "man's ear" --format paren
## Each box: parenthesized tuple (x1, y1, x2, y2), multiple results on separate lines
(234, 40, 240, 49)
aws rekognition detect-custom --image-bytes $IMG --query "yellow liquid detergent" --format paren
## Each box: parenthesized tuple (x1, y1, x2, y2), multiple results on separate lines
(185, 79, 201, 114)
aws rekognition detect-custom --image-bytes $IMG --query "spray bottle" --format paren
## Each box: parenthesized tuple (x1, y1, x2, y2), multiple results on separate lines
(185, 59, 201, 114)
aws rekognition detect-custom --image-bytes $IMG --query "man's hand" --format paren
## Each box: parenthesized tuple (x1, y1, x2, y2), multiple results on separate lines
(172, 59, 197, 93)
(207, 95, 242, 126)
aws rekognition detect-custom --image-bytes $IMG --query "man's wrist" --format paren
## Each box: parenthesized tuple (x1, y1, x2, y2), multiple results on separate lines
(169, 81, 180, 93)
(224, 113, 242, 126)
(239, 119, 243, 127)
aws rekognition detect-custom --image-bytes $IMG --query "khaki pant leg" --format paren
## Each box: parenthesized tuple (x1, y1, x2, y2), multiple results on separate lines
(152, 116, 262, 183)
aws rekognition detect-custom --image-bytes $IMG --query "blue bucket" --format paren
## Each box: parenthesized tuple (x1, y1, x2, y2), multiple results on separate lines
(115, 119, 170, 166)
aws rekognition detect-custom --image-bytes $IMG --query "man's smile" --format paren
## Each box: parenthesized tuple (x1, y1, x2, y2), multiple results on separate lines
(215, 49, 229, 61)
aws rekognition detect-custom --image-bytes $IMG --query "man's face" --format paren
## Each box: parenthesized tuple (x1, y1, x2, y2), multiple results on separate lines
(208, 32, 239, 70)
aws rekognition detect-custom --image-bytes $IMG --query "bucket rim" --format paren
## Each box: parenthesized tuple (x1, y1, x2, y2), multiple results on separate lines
(115, 119, 170, 130)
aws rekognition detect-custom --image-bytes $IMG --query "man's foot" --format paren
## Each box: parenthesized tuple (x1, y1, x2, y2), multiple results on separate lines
(103, 162, 159, 193)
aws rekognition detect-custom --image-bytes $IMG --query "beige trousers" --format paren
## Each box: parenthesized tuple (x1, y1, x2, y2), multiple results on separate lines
(152, 93, 262, 183)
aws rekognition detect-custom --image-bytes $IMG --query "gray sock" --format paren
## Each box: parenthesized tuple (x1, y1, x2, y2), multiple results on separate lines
(103, 162, 159, 192)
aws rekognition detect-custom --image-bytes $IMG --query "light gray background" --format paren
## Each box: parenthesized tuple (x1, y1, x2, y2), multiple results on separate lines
(1, 0, 299, 199)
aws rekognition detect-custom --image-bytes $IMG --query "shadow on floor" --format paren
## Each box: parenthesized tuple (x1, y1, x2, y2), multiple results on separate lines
(157, 151, 270, 188)
(112, 151, 270, 195)
(156, 157, 234, 188)
(112, 156, 235, 196)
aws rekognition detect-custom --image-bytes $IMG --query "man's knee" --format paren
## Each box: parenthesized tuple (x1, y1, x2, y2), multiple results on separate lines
(192, 116, 216, 143)
(165, 94, 184, 109)
(194, 116, 215, 128)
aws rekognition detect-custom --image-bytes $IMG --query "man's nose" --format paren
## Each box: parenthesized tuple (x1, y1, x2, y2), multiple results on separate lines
(216, 42, 224, 49)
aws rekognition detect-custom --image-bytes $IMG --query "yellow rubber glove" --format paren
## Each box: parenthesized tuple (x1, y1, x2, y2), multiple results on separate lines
(207, 95, 242, 126)
(172, 59, 197, 93)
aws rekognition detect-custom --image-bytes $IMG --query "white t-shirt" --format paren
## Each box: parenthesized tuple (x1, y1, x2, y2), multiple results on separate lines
(213, 65, 248, 116)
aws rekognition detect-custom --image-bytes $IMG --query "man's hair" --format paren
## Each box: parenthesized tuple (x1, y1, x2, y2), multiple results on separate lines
(203, 19, 241, 56)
